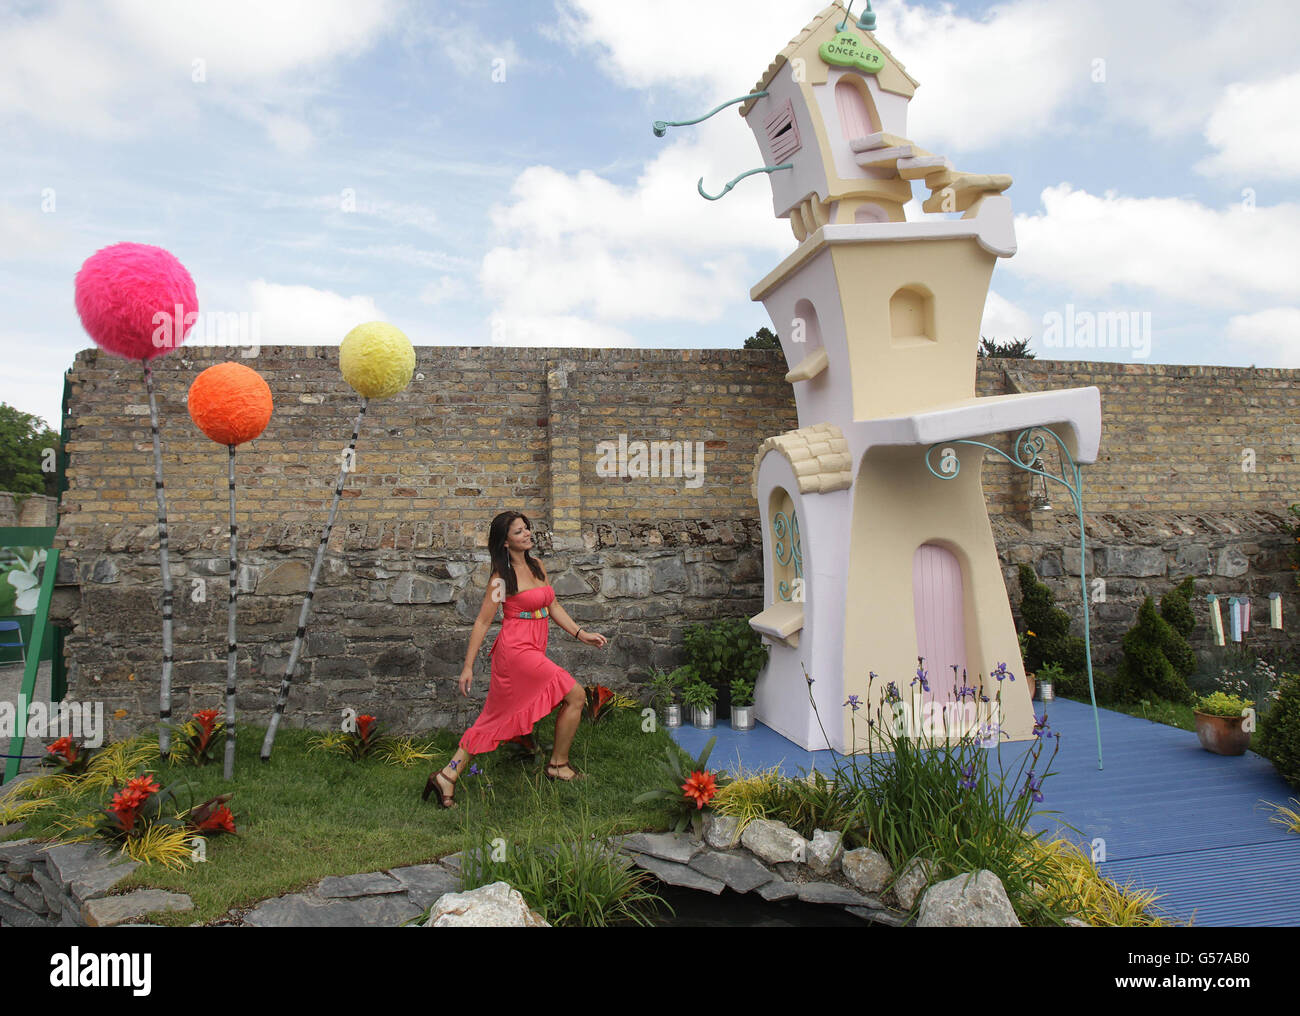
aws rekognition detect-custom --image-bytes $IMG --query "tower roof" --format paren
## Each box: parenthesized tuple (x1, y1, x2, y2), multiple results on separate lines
(740, 2, 920, 117)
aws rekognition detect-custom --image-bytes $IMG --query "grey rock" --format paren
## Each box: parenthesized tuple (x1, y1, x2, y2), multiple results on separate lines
(255, 561, 310, 595)
(0, 895, 49, 927)
(740, 819, 806, 866)
(1095, 546, 1166, 577)
(1171, 544, 1212, 577)
(808, 829, 844, 875)
(756, 879, 797, 901)
(83, 890, 194, 927)
(91, 558, 120, 583)
(1215, 546, 1249, 578)
(32, 867, 64, 913)
(389, 573, 455, 605)
(916, 869, 1021, 927)
(424, 882, 549, 927)
(439, 853, 463, 873)
(773, 861, 801, 880)
(626, 852, 725, 895)
(618, 831, 702, 865)
(846, 905, 907, 927)
(389, 864, 462, 909)
(244, 893, 422, 928)
(888, 857, 937, 911)
(686, 850, 774, 893)
(0, 872, 13, 892)
(40, 842, 140, 904)
(0, 839, 44, 865)
(1064, 916, 1090, 927)
(703, 812, 741, 850)
(794, 882, 867, 906)
(842, 847, 893, 895)
(14, 881, 47, 913)
(318, 872, 403, 898)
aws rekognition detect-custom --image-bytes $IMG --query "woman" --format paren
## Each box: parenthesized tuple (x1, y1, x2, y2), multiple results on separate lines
(422, 510, 608, 807)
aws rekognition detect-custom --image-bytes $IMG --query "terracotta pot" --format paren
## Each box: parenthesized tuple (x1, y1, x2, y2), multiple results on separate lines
(1026, 674, 1036, 701)
(1193, 710, 1252, 756)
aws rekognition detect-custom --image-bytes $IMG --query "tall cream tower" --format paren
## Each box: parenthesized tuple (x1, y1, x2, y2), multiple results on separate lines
(732, 4, 1103, 752)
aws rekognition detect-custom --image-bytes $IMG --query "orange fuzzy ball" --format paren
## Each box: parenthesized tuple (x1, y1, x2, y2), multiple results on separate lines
(187, 362, 273, 446)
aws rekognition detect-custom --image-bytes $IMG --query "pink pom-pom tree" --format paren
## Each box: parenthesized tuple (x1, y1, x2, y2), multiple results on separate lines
(74, 242, 199, 753)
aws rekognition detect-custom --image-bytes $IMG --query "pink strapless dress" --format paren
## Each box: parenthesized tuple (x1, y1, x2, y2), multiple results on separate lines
(458, 584, 577, 755)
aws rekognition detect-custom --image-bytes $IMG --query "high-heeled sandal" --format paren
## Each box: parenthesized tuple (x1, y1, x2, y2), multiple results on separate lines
(421, 768, 457, 807)
(545, 760, 584, 782)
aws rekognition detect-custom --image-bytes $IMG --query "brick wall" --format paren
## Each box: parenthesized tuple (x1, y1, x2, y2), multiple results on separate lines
(47, 346, 1298, 738)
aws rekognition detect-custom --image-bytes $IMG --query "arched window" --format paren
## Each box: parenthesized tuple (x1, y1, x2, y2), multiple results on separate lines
(792, 299, 824, 352)
(835, 76, 879, 143)
(889, 284, 936, 345)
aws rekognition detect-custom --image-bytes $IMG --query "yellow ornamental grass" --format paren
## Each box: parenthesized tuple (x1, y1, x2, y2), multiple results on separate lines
(374, 737, 438, 768)
(1263, 798, 1300, 834)
(0, 794, 58, 825)
(1025, 838, 1176, 927)
(710, 765, 786, 836)
(121, 823, 195, 871)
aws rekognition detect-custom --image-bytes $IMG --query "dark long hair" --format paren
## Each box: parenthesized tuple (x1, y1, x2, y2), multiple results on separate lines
(488, 510, 545, 597)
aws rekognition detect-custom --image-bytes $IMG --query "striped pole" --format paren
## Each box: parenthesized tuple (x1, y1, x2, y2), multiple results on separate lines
(144, 363, 176, 754)
(224, 443, 238, 780)
(260, 398, 368, 761)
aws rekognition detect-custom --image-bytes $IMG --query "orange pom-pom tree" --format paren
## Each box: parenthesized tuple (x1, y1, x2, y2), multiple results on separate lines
(188, 362, 273, 779)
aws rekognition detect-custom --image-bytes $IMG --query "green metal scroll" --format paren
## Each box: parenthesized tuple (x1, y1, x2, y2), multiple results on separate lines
(924, 427, 1104, 770)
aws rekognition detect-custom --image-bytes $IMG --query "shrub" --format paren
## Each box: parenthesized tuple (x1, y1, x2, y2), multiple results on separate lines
(1159, 577, 1197, 639)
(682, 617, 769, 702)
(1258, 673, 1300, 790)
(1017, 564, 1087, 674)
(1194, 691, 1253, 718)
(1115, 597, 1196, 705)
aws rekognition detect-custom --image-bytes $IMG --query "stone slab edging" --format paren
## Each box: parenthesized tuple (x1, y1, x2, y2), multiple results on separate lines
(0, 836, 192, 928)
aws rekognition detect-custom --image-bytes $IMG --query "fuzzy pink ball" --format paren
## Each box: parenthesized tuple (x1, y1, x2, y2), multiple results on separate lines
(74, 242, 199, 361)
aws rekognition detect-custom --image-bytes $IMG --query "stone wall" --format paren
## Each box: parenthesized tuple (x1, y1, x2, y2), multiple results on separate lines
(0, 492, 59, 528)
(47, 346, 1299, 739)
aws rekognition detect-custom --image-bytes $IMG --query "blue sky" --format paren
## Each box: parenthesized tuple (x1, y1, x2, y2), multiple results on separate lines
(3, 0, 1298, 431)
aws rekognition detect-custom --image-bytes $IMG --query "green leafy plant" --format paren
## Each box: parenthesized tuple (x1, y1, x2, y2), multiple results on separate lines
(1115, 597, 1196, 705)
(458, 806, 667, 927)
(1193, 691, 1253, 719)
(680, 678, 718, 712)
(633, 735, 727, 836)
(978, 337, 1035, 359)
(1159, 577, 1197, 639)
(1288, 503, 1300, 587)
(1017, 565, 1086, 674)
(729, 676, 755, 708)
(682, 617, 769, 701)
(307, 714, 385, 761)
(1258, 672, 1300, 790)
(40, 735, 101, 777)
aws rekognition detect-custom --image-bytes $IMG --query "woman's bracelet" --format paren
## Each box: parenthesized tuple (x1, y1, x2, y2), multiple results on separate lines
(573, 627, 584, 640)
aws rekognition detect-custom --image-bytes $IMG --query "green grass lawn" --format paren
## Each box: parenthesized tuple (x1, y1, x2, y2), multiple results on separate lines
(6, 705, 677, 925)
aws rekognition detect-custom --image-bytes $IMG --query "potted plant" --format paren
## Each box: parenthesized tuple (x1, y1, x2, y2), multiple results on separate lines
(1036, 662, 1066, 703)
(1193, 692, 1254, 756)
(682, 678, 718, 730)
(729, 676, 755, 731)
(647, 666, 690, 728)
(683, 617, 769, 713)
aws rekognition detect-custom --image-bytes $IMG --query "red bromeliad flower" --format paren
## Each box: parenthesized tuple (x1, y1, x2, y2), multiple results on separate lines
(193, 709, 221, 752)
(681, 770, 718, 810)
(585, 684, 614, 721)
(47, 736, 78, 764)
(125, 774, 161, 798)
(357, 715, 377, 741)
(194, 804, 236, 835)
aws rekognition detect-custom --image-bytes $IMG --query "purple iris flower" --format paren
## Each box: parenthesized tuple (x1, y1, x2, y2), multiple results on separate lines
(886, 681, 900, 702)
(1022, 771, 1044, 803)
(449, 759, 459, 770)
(911, 666, 930, 693)
(844, 695, 862, 712)
(468, 763, 481, 776)
(1033, 714, 1051, 739)
(959, 762, 977, 791)
(993, 662, 1015, 682)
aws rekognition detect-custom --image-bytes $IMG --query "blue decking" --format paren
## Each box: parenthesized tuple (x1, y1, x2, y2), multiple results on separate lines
(670, 698, 1300, 926)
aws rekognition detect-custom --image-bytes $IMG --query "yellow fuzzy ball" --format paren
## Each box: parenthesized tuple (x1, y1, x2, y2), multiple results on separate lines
(339, 321, 415, 399)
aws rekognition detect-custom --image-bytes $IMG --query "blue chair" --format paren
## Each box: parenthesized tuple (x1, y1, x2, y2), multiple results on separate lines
(0, 620, 25, 665)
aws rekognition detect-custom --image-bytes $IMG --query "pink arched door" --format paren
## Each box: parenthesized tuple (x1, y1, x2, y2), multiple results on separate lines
(835, 78, 878, 142)
(912, 543, 967, 707)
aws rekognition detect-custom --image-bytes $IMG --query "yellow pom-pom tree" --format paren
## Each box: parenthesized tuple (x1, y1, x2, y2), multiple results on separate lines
(261, 323, 415, 761)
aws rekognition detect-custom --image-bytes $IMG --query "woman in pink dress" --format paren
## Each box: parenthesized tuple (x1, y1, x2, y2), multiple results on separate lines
(422, 511, 608, 807)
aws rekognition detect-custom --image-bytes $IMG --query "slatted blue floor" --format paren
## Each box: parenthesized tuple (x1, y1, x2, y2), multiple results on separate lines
(670, 698, 1300, 926)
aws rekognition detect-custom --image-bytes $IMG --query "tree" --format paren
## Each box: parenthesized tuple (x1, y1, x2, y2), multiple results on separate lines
(0, 404, 59, 496)
(978, 337, 1035, 359)
(744, 326, 780, 349)
(1115, 597, 1196, 705)
(1017, 563, 1087, 674)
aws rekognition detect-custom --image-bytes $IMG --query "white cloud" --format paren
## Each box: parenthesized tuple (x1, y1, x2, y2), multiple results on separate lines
(981, 290, 1037, 343)
(1225, 307, 1300, 366)
(1196, 73, 1300, 181)
(248, 280, 385, 344)
(487, 314, 638, 348)
(419, 277, 464, 304)
(421, 19, 523, 80)
(1010, 184, 1300, 306)
(480, 129, 792, 334)
(0, 0, 402, 146)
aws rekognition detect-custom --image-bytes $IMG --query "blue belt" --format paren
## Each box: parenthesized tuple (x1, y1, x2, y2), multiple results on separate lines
(516, 606, 550, 619)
